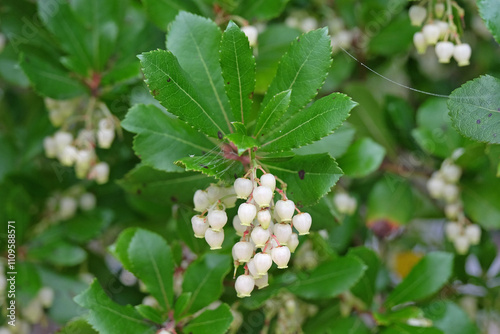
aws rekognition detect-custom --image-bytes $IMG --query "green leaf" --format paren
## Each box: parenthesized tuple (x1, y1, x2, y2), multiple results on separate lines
(288, 256, 366, 299)
(477, 0, 500, 44)
(337, 137, 386, 177)
(63, 209, 113, 243)
(118, 165, 213, 210)
(368, 14, 419, 56)
(254, 90, 291, 138)
(128, 228, 174, 311)
(59, 318, 98, 334)
(262, 153, 343, 207)
(74, 280, 156, 334)
(413, 98, 465, 158)
(181, 253, 231, 315)
(166, 12, 233, 133)
(135, 304, 165, 324)
(28, 241, 87, 266)
(122, 104, 214, 172)
(70, 0, 122, 71)
(19, 50, 87, 99)
(293, 122, 356, 158)
(259, 93, 356, 152)
(367, 174, 415, 225)
(110, 227, 138, 272)
(462, 172, 500, 229)
(225, 133, 260, 155)
(385, 252, 454, 308)
(143, 0, 199, 31)
(139, 50, 229, 138)
(235, 0, 289, 20)
(348, 247, 381, 305)
(174, 292, 192, 319)
(220, 21, 256, 124)
(183, 303, 233, 334)
(423, 301, 479, 334)
(260, 28, 332, 120)
(381, 324, 443, 334)
(448, 75, 500, 144)
(38, 0, 92, 75)
(175, 154, 244, 183)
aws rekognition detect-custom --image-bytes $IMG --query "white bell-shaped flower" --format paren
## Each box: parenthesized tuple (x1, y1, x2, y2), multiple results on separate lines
(238, 203, 257, 226)
(255, 274, 269, 289)
(260, 174, 276, 192)
(247, 259, 260, 279)
(193, 190, 210, 212)
(79, 193, 96, 211)
(453, 43, 471, 67)
(422, 23, 440, 45)
(251, 226, 270, 247)
(413, 32, 427, 54)
(271, 246, 291, 269)
(292, 212, 312, 235)
(207, 209, 228, 232)
(59, 196, 77, 220)
(253, 186, 273, 208)
(235, 274, 255, 298)
(453, 235, 470, 255)
(273, 223, 292, 245)
(465, 224, 481, 245)
(234, 178, 253, 199)
(409, 5, 427, 26)
(287, 233, 299, 253)
(253, 253, 272, 275)
(275, 199, 295, 222)
(435, 41, 455, 63)
(59, 145, 78, 166)
(43, 137, 57, 158)
(241, 25, 258, 47)
(445, 221, 462, 240)
(97, 128, 115, 149)
(191, 215, 208, 238)
(205, 228, 224, 249)
(232, 215, 247, 236)
(232, 241, 254, 262)
(89, 162, 110, 184)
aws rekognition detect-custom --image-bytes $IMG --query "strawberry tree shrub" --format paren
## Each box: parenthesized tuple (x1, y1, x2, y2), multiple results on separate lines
(0, 0, 500, 333)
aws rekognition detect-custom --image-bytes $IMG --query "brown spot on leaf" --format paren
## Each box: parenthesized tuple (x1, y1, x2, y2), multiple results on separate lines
(170, 196, 178, 202)
(218, 131, 223, 139)
(167, 78, 171, 82)
(298, 170, 305, 180)
(152, 89, 158, 96)
(137, 189, 142, 195)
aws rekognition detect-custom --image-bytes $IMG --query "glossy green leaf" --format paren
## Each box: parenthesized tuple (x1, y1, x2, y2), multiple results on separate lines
(385, 252, 454, 308)
(462, 173, 500, 229)
(424, 301, 479, 334)
(259, 93, 356, 152)
(381, 324, 443, 334)
(337, 137, 385, 177)
(38, 0, 92, 75)
(63, 209, 113, 243)
(183, 303, 233, 334)
(254, 90, 291, 138)
(288, 256, 366, 299)
(59, 318, 98, 334)
(19, 50, 87, 99)
(367, 174, 415, 225)
(109, 227, 138, 272)
(448, 75, 500, 144)
(368, 14, 419, 56)
(118, 165, 213, 208)
(175, 154, 244, 183)
(122, 104, 214, 172)
(235, 0, 290, 20)
(477, 0, 500, 44)
(225, 133, 260, 155)
(262, 153, 343, 207)
(293, 122, 357, 158)
(181, 253, 231, 315)
(166, 12, 233, 133)
(135, 304, 165, 324)
(260, 28, 332, 120)
(143, 0, 198, 31)
(74, 280, 156, 334)
(348, 247, 381, 305)
(128, 229, 174, 311)
(139, 50, 229, 138)
(220, 21, 256, 124)
(174, 292, 192, 319)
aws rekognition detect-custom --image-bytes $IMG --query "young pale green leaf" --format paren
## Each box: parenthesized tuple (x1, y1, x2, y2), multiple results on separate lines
(122, 104, 214, 172)
(288, 256, 366, 299)
(128, 229, 174, 311)
(183, 303, 233, 334)
(448, 75, 500, 144)
(19, 51, 87, 99)
(110, 228, 138, 272)
(231, 121, 247, 134)
(262, 153, 343, 207)
(477, 0, 500, 44)
(348, 247, 381, 305)
(254, 90, 291, 138)
(424, 301, 479, 334)
(139, 50, 229, 138)
(225, 133, 260, 155)
(235, 0, 289, 20)
(135, 304, 165, 324)
(337, 137, 385, 178)
(74, 280, 156, 334)
(166, 12, 233, 132)
(174, 292, 192, 319)
(385, 252, 454, 308)
(220, 21, 256, 124)
(260, 28, 332, 119)
(293, 122, 356, 158)
(259, 93, 356, 152)
(367, 174, 415, 226)
(181, 253, 231, 315)
(38, 0, 92, 75)
(175, 154, 244, 183)
(143, 0, 199, 31)
(70, 0, 122, 71)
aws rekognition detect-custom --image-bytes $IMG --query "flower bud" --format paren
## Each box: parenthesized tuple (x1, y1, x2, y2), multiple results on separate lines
(260, 174, 276, 192)
(287, 233, 299, 253)
(191, 215, 208, 238)
(75, 149, 94, 178)
(427, 174, 445, 199)
(205, 228, 224, 249)
(413, 32, 427, 54)
(257, 209, 272, 229)
(235, 274, 255, 298)
(292, 212, 312, 235)
(445, 221, 462, 240)
(275, 199, 295, 222)
(441, 162, 461, 183)
(54, 131, 73, 152)
(238, 203, 257, 226)
(453, 235, 470, 255)
(271, 246, 291, 269)
(435, 3, 445, 18)
(207, 209, 228, 232)
(409, 6, 427, 26)
(253, 253, 272, 275)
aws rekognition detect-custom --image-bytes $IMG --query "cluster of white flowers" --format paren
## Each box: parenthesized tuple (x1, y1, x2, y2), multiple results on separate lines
(410, 3, 471, 66)
(192, 171, 312, 298)
(43, 98, 115, 184)
(46, 188, 96, 221)
(427, 158, 481, 254)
